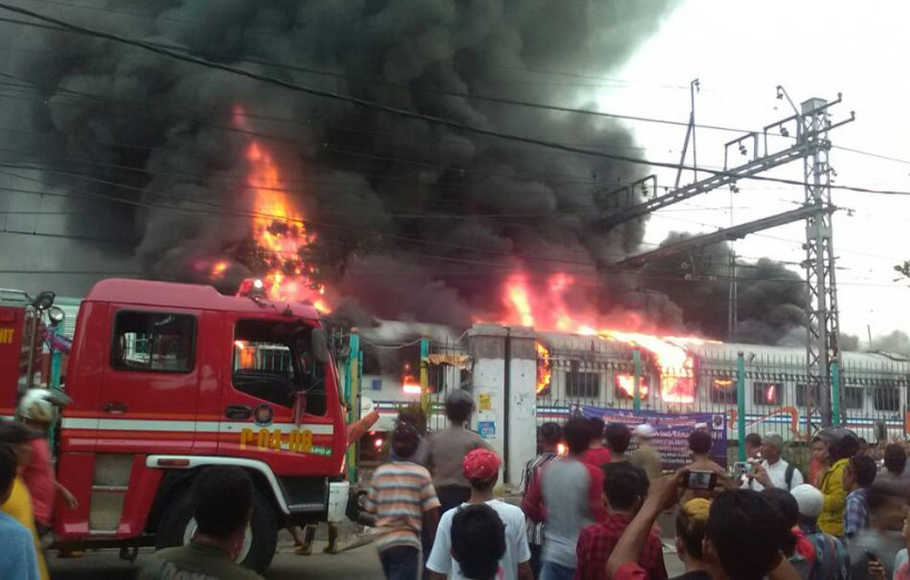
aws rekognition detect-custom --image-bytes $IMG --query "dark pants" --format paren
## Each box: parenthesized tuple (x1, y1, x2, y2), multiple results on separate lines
(530, 543, 543, 579)
(541, 561, 575, 580)
(436, 485, 471, 514)
(379, 546, 419, 580)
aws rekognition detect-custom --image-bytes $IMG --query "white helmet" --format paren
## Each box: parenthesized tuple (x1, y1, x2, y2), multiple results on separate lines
(17, 389, 70, 423)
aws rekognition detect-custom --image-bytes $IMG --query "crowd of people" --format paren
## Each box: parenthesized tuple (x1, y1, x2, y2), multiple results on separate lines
(358, 388, 910, 580)
(9, 384, 910, 580)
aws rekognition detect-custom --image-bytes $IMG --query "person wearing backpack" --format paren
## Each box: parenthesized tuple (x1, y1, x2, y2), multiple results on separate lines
(792, 484, 849, 580)
(745, 434, 804, 492)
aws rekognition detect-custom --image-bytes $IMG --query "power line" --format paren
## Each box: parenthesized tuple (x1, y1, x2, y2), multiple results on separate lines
(0, 268, 140, 275)
(9, 5, 910, 174)
(2, 34, 909, 203)
(7, 2, 909, 201)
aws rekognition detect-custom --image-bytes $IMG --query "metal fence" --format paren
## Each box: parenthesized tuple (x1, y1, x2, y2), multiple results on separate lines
(537, 347, 910, 445)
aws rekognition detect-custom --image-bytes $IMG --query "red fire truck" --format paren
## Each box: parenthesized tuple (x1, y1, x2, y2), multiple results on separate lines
(0, 279, 349, 572)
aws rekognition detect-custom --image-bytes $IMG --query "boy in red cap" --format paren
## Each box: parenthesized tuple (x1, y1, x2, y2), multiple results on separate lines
(427, 448, 532, 580)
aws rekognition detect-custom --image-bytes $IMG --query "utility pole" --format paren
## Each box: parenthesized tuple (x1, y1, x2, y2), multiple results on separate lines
(675, 79, 700, 188)
(794, 91, 843, 427)
(606, 87, 854, 427)
(727, 249, 737, 340)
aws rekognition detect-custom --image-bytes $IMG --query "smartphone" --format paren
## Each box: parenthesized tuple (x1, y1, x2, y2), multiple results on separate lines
(683, 469, 718, 490)
(732, 461, 749, 478)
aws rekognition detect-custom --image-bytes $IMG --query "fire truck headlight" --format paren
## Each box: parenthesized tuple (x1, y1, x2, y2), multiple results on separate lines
(253, 279, 264, 290)
(374, 437, 384, 449)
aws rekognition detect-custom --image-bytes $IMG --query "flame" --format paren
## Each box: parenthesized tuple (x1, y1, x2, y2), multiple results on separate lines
(401, 362, 421, 395)
(234, 340, 255, 368)
(501, 271, 712, 404)
(246, 142, 325, 307)
(210, 260, 229, 280)
(217, 109, 331, 313)
(536, 341, 551, 394)
(616, 374, 649, 399)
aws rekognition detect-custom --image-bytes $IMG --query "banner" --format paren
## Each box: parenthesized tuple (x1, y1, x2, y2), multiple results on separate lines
(579, 405, 728, 470)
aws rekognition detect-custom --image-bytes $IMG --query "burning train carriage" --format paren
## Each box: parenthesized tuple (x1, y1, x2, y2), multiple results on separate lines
(538, 336, 910, 442)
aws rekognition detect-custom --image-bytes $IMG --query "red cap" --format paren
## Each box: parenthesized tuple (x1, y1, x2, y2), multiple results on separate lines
(463, 448, 500, 481)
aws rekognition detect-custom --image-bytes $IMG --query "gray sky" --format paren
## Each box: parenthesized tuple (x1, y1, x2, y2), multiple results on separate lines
(593, 0, 910, 342)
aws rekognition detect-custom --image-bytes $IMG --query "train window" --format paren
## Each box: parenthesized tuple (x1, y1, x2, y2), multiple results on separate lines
(843, 387, 863, 409)
(796, 383, 821, 407)
(710, 378, 737, 404)
(566, 372, 600, 399)
(614, 374, 649, 400)
(753, 382, 781, 406)
(873, 387, 900, 411)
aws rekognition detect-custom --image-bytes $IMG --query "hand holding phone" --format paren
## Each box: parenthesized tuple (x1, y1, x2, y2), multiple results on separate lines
(682, 469, 718, 490)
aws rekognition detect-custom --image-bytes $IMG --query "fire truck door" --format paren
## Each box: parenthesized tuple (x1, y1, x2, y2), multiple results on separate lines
(98, 307, 201, 454)
(219, 318, 335, 474)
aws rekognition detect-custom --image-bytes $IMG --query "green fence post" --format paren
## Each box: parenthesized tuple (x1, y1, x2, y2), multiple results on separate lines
(48, 325, 62, 390)
(633, 349, 642, 413)
(419, 338, 431, 420)
(346, 333, 360, 484)
(831, 359, 841, 426)
(737, 351, 746, 461)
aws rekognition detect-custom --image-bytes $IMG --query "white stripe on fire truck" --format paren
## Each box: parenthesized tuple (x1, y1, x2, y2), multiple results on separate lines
(60, 418, 334, 435)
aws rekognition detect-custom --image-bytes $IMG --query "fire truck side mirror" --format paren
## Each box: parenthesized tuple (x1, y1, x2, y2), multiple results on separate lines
(312, 328, 329, 365)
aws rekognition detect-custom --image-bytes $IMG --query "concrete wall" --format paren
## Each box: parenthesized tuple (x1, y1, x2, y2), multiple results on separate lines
(468, 324, 538, 489)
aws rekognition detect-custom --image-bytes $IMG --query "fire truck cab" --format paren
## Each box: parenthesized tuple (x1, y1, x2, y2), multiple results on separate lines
(1, 279, 349, 572)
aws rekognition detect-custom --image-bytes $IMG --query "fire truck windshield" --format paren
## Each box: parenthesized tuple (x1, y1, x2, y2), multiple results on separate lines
(232, 319, 325, 414)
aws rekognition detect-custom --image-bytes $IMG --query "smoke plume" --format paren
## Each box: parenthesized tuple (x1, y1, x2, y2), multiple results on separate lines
(868, 330, 910, 356)
(2, 1, 689, 327)
(640, 232, 809, 343)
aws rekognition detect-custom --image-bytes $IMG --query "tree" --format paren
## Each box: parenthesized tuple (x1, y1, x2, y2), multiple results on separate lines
(895, 261, 910, 280)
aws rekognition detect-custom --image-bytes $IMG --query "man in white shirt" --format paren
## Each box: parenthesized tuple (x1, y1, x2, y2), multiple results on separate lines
(744, 434, 804, 491)
(427, 448, 532, 580)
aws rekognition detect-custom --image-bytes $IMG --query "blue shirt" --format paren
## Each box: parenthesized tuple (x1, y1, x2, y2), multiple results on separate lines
(844, 487, 869, 540)
(0, 511, 39, 580)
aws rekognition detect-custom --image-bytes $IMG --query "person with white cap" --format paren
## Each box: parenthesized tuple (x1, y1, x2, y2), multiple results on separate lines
(792, 483, 848, 580)
(630, 424, 662, 480)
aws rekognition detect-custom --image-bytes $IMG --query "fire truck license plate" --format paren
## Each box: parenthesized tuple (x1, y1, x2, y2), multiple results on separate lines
(239, 427, 331, 455)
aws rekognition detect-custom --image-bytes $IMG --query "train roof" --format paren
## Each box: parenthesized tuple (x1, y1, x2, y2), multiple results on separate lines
(84, 278, 322, 319)
(691, 341, 910, 367)
(536, 331, 630, 355)
(361, 319, 464, 346)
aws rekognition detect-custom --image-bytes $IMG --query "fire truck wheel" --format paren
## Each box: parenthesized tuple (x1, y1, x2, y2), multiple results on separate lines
(155, 478, 279, 573)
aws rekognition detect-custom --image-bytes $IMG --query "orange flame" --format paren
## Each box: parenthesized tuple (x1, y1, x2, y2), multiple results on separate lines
(616, 374, 649, 399)
(241, 138, 330, 313)
(502, 272, 712, 404)
(210, 260, 229, 280)
(234, 339, 255, 368)
(536, 341, 551, 394)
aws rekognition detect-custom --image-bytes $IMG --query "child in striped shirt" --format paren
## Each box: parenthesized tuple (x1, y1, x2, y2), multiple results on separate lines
(366, 422, 440, 580)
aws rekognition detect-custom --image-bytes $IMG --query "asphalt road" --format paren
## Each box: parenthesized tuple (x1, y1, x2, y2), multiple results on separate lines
(50, 543, 386, 580)
(50, 537, 687, 579)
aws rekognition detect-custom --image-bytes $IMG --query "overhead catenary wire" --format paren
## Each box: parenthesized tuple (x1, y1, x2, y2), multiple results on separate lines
(2, 8, 909, 174)
(5, 2, 910, 201)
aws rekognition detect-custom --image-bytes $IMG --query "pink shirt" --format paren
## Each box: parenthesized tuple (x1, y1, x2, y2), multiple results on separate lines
(21, 438, 55, 526)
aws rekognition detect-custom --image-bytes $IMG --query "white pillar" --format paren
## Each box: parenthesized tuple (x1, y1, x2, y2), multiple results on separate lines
(468, 324, 537, 490)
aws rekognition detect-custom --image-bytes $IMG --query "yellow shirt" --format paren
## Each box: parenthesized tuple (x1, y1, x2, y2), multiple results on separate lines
(818, 457, 849, 537)
(2, 477, 49, 580)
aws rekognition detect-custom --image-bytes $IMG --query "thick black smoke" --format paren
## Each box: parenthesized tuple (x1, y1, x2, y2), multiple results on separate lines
(640, 232, 809, 344)
(2, 1, 682, 327)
